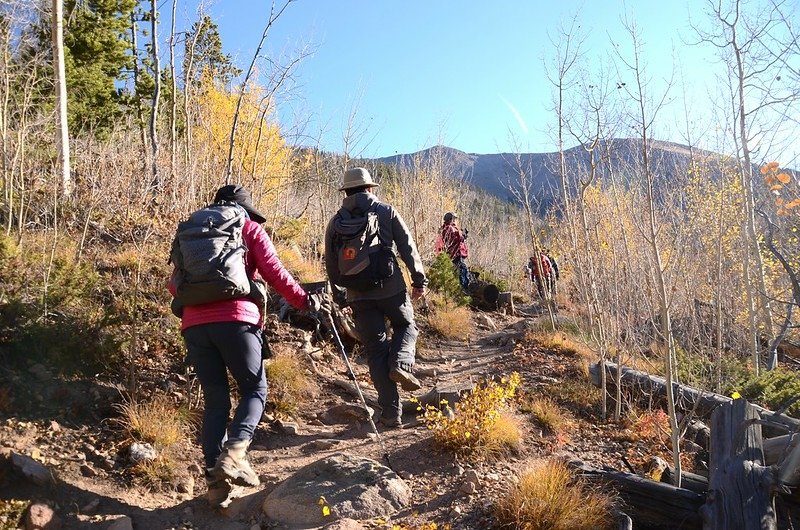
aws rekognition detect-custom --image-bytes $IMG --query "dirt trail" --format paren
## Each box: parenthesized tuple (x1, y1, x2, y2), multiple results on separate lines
(3, 302, 634, 529)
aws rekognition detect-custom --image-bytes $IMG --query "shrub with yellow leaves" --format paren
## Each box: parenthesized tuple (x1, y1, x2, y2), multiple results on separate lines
(415, 372, 522, 459)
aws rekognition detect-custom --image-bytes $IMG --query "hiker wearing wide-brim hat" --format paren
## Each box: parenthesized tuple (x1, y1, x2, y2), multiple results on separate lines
(325, 167, 427, 429)
(339, 167, 381, 191)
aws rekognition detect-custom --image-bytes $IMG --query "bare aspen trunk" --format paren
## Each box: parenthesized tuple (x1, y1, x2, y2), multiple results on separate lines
(149, 0, 161, 190)
(52, 0, 71, 197)
(168, 0, 178, 193)
(225, 1, 294, 184)
(130, 13, 148, 180)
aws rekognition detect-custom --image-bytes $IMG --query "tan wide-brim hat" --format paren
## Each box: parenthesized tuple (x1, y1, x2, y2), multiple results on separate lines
(339, 167, 380, 191)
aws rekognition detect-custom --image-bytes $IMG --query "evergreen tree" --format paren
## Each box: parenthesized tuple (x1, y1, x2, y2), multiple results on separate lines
(183, 16, 240, 88)
(61, 0, 137, 134)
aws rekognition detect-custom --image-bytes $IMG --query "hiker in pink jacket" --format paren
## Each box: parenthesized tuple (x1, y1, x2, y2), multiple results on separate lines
(169, 185, 319, 505)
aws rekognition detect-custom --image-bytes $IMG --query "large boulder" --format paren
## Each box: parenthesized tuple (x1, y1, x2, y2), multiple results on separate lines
(263, 453, 410, 528)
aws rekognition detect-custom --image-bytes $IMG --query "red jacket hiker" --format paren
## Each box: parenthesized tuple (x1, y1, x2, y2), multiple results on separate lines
(169, 218, 308, 331)
(436, 222, 468, 261)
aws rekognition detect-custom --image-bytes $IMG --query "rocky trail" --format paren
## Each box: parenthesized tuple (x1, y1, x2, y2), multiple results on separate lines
(1, 302, 657, 529)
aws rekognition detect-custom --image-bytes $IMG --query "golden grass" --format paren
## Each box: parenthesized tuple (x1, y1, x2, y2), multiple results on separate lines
(116, 397, 190, 448)
(417, 373, 522, 461)
(483, 411, 523, 456)
(265, 351, 319, 416)
(495, 460, 614, 530)
(275, 243, 324, 283)
(545, 379, 602, 411)
(520, 396, 568, 435)
(428, 305, 473, 340)
(529, 330, 596, 363)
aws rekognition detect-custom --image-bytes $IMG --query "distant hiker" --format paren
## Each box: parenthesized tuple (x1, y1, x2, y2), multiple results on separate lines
(169, 184, 323, 506)
(547, 253, 560, 297)
(325, 167, 427, 429)
(526, 253, 554, 299)
(435, 211, 470, 289)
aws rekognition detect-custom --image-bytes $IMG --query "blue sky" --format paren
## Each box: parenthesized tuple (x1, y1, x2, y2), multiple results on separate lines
(171, 1, 750, 158)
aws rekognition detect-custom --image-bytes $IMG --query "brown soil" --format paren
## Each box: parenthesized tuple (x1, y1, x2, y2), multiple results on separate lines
(0, 302, 676, 529)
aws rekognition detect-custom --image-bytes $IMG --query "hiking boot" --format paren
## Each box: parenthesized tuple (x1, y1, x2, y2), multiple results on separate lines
(209, 440, 260, 487)
(389, 367, 422, 391)
(378, 416, 405, 429)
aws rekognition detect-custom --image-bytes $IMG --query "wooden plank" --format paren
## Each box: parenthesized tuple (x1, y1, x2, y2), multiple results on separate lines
(589, 361, 800, 436)
(702, 399, 776, 529)
(569, 459, 704, 529)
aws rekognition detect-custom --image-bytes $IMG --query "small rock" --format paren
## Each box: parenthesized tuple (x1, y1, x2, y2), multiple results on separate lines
(476, 314, 497, 330)
(323, 518, 366, 530)
(106, 516, 133, 530)
(177, 475, 195, 495)
(459, 480, 476, 495)
(415, 366, 437, 377)
(129, 442, 156, 463)
(80, 464, 97, 477)
(486, 473, 500, 482)
(24, 503, 61, 530)
(188, 463, 203, 475)
(450, 505, 463, 516)
(80, 498, 100, 515)
(49, 421, 61, 433)
(464, 469, 481, 488)
(11, 452, 53, 486)
(98, 458, 115, 471)
(315, 439, 340, 450)
(276, 420, 301, 435)
(366, 433, 378, 441)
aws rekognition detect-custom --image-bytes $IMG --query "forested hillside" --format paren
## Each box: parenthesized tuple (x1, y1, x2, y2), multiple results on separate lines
(0, 0, 799, 528)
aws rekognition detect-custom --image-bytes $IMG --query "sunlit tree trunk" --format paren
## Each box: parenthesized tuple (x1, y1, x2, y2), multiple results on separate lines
(52, 0, 71, 197)
(149, 0, 161, 190)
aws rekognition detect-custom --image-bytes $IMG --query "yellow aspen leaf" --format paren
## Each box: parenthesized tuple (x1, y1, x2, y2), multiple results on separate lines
(760, 165, 770, 175)
(770, 184, 783, 192)
(786, 199, 800, 209)
(322, 506, 331, 517)
(777, 173, 791, 184)
(776, 197, 785, 206)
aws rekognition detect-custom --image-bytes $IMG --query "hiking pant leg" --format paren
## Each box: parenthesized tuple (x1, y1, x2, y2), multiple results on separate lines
(381, 291, 418, 372)
(184, 325, 231, 468)
(209, 322, 267, 447)
(454, 257, 470, 289)
(351, 299, 399, 420)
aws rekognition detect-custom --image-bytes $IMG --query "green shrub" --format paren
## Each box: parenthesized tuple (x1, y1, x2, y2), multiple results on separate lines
(733, 368, 800, 415)
(428, 252, 470, 306)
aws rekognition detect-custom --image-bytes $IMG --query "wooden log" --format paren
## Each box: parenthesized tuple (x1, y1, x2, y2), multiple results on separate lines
(701, 398, 776, 529)
(589, 361, 800, 436)
(661, 467, 709, 495)
(568, 459, 704, 529)
(764, 434, 800, 467)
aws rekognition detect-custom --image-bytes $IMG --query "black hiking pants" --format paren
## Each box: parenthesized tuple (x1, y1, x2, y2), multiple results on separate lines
(350, 291, 418, 421)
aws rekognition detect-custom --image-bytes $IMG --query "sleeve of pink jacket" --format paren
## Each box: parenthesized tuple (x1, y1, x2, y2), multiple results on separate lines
(245, 220, 308, 310)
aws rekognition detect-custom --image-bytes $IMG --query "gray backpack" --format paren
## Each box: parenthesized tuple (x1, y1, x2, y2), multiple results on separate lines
(169, 202, 251, 307)
(332, 204, 396, 291)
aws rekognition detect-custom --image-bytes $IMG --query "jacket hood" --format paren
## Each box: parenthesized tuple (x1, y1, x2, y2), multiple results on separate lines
(333, 192, 379, 238)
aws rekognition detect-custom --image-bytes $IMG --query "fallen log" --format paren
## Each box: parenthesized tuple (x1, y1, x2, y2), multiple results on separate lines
(701, 398, 776, 529)
(568, 459, 704, 529)
(589, 361, 800, 436)
(764, 434, 800, 468)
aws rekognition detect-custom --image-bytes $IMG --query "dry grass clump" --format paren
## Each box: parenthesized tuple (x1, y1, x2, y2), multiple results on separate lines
(529, 330, 595, 362)
(545, 379, 602, 411)
(265, 351, 319, 416)
(275, 243, 324, 283)
(428, 305, 473, 340)
(116, 397, 190, 448)
(417, 373, 522, 460)
(115, 397, 192, 488)
(519, 395, 569, 435)
(495, 460, 614, 530)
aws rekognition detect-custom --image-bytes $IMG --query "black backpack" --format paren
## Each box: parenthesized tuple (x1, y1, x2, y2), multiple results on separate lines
(169, 202, 251, 307)
(332, 204, 396, 291)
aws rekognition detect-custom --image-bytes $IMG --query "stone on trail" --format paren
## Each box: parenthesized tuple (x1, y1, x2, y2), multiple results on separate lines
(319, 403, 374, 425)
(10, 452, 54, 486)
(323, 519, 366, 530)
(263, 453, 411, 528)
(106, 516, 133, 530)
(24, 503, 61, 530)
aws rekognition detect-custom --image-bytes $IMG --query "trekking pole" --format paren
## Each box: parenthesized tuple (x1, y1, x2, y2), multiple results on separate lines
(321, 308, 394, 470)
